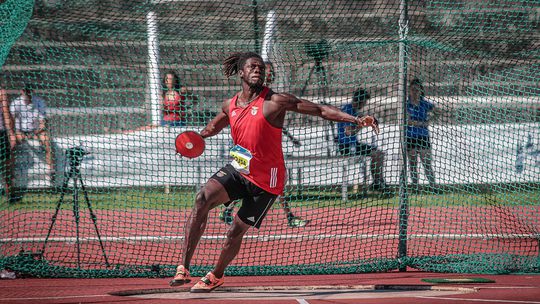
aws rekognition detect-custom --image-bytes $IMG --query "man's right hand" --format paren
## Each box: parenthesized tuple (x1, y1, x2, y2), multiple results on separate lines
(356, 115, 380, 134)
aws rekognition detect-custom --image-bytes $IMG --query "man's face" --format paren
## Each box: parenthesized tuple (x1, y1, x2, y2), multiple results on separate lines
(240, 57, 265, 88)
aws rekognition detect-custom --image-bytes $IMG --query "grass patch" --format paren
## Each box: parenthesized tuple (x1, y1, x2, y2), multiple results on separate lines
(3, 186, 539, 211)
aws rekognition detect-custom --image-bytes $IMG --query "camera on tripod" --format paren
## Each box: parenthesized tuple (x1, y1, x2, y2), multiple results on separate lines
(43, 143, 109, 268)
(304, 39, 330, 64)
(66, 146, 89, 168)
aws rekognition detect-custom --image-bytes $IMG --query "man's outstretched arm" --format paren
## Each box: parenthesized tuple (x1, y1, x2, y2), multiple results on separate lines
(276, 93, 379, 134)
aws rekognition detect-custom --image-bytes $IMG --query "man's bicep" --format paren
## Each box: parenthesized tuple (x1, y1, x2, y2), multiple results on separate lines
(208, 111, 230, 132)
(271, 93, 325, 117)
(215, 111, 229, 125)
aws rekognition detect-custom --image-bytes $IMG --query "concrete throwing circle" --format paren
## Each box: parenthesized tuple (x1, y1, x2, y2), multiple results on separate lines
(111, 285, 476, 300)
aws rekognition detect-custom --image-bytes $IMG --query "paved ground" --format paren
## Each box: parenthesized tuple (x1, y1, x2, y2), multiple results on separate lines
(1, 271, 539, 303)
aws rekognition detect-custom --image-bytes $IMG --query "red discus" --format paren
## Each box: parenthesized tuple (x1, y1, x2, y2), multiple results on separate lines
(175, 131, 205, 158)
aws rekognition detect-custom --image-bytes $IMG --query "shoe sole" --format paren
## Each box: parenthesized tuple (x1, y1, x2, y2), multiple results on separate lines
(190, 282, 223, 293)
(169, 278, 191, 286)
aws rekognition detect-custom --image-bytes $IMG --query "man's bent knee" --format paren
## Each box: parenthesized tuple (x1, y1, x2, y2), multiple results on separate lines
(227, 216, 250, 240)
(194, 180, 229, 212)
(194, 191, 213, 214)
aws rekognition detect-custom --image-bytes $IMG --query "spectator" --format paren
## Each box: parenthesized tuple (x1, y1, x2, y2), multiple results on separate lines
(337, 88, 386, 191)
(162, 70, 197, 126)
(0, 89, 17, 202)
(406, 77, 437, 189)
(10, 84, 55, 182)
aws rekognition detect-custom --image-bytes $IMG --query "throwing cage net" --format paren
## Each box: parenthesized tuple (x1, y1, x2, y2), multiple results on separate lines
(0, 0, 539, 277)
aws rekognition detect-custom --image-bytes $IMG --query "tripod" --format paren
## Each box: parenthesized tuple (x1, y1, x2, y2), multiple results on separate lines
(41, 147, 109, 268)
(300, 40, 336, 156)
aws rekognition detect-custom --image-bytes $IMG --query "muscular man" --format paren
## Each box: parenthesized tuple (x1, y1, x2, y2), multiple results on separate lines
(170, 52, 378, 293)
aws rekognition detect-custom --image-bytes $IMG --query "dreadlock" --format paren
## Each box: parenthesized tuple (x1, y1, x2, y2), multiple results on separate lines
(223, 52, 263, 78)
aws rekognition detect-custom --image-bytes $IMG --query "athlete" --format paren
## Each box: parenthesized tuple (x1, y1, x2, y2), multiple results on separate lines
(218, 60, 308, 228)
(170, 52, 379, 292)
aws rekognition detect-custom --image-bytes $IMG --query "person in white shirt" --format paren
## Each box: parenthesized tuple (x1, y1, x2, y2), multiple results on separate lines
(10, 85, 55, 181)
(0, 89, 17, 202)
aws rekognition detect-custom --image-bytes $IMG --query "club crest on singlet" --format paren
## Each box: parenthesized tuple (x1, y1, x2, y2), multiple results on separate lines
(251, 106, 258, 115)
(230, 145, 253, 174)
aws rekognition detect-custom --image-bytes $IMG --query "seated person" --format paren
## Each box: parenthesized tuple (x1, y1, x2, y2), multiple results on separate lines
(0, 89, 17, 202)
(10, 84, 55, 181)
(337, 88, 386, 191)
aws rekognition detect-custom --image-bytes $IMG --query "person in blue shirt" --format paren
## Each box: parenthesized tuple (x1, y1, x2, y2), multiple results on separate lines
(406, 78, 436, 189)
(337, 88, 386, 191)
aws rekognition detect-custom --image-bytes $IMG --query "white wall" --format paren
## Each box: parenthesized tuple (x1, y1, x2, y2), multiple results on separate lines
(13, 122, 540, 189)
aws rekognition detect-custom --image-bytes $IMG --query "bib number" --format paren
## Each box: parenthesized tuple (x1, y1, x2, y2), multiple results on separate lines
(230, 145, 252, 174)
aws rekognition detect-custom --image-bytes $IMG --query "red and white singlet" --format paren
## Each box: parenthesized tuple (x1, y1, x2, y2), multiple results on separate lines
(228, 87, 285, 195)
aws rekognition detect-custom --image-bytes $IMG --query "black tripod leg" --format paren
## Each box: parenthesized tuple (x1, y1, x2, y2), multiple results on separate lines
(42, 169, 72, 255)
(300, 63, 316, 97)
(79, 177, 110, 267)
(72, 176, 81, 269)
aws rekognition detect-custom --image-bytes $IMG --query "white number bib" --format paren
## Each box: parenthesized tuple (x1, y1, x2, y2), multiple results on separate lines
(230, 145, 253, 174)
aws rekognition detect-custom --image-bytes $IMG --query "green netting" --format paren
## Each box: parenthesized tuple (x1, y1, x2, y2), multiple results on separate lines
(0, 0, 539, 278)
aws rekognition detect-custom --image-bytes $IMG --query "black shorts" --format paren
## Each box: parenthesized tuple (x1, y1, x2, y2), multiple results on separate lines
(338, 142, 376, 156)
(211, 164, 278, 229)
(406, 136, 431, 150)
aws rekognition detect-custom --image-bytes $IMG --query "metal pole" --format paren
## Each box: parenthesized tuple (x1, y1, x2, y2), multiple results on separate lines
(146, 11, 161, 126)
(261, 10, 276, 62)
(252, 0, 261, 53)
(397, 0, 410, 272)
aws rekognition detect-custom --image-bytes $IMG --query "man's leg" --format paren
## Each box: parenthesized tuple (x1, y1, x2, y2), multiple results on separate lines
(407, 149, 419, 188)
(189, 214, 249, 293)
(3, 153, 15, 201)
(356, 143, 386, 190)
(219, 201, 237, 225)
(38, 132, 55, 182)
(170, 179, 230, 286)
(182, 179, 230, 268)
(418, 148, 436, 188)
(191, 186, 277, 293)
(280, 196, 309, 227)
(212, 214, 251, 278)
(370, 149, 385, 188)
(0, 134, 10, 196)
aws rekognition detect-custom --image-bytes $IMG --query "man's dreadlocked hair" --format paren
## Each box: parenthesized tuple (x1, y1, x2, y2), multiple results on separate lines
(223, 52, 263, 78)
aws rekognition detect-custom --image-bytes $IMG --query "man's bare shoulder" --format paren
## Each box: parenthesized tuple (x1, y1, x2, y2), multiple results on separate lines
(221, 95, 235, 113)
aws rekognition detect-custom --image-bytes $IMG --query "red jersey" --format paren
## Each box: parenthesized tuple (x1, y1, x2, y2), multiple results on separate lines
(163, 90, 186, 122)
(228, 87, 285, 195)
